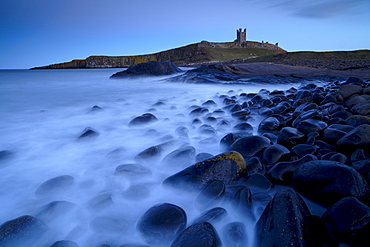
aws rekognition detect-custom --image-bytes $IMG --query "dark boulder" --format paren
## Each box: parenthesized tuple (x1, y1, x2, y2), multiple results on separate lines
(229, 135, 270, 160)
(78, 127, 99, 139)
(163, 151, 247, 191)
(170, 222, 221, 247)
(255, 188, 317, 247)
(292, 160, 370, 206)
(246, 156, 264, 174)
(0, 150, 14, 161)
(262, 144, 290, 165)
(321, 197, 370, 245)
(258, 117, 280, 134)
(111, 61, 182, 78)
(137, 203, 186, 245)
(115, 164, 152, 178)
(351, 101, 370, 115)
(0, 215, 49, 247)
(346, 115, 370, 127)
(161, 146, 196, 167)
(296, 119, 328, 135)
(243, 173, 273, 192)
(267, 154, 317, 184)
(128, 113, 158, 127)
(192, 207, 227, 225)
(222, 222, 248, 247)
(195, 180, 225, 210)
(291, 144, 318, 157)
(51, 240, 79, 247)
(231, 187, 254, 220)
(35, 175, 74, 195)
(220, 133, 240, 151)
(337, 124, 370, 152)
(323, 124, 354, 143)
(277, 127, 305, 147)
(336, 84, 362, 99)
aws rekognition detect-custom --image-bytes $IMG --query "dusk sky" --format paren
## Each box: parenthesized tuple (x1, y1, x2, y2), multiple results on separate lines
(1, 0, 369, 69)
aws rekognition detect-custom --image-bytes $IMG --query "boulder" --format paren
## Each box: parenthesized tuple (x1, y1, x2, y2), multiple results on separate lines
(231, 187, 254, 220)
(267, 154, 317, 184)
(128, 113, 158, 127)
(163, 151, 247, 191)
(195, 180, 225, 210)
(170, 222, 221, 247)
(111, 61, 182, 78)
(161, 146, 196, 167)
(255, 188, 317, 247)
(336, 84, 362, 99)
(35, 175, 74, 195)
(0, 215, 49, 247)
(277, 127, 305, 147)
(351, 101, 370, 115)
(296, 119, 328, 135)
(292, 160, 370, 206)
(321, 197, 370, 245)
(346, 115, 370, 127)
(115, 164, 152, 178)
(262, 144, 290, 165)
(51, 240, 79, 247)
(77, 127, 99, 139)
(258, 117, 280, 134)
(192, 207, 227, 225)
(229, 135, 271, 160)
(137, 203, 187, 245)
(222, 222, 248, 247)
(291, 144, 317, 157)
(337, 124, 370, 152)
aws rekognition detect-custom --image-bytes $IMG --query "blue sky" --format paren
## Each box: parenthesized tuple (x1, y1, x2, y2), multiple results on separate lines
(1, 0, 369, 69)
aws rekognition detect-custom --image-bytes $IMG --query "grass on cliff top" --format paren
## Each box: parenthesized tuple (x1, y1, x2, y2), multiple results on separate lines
(247, 50, 370, 62)
(204, 48, 284, 62)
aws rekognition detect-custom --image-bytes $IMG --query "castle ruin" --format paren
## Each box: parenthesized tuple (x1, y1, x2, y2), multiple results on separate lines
(236, 28, 247, 45)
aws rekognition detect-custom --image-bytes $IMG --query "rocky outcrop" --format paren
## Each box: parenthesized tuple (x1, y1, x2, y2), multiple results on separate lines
(110, 61, 182, 78)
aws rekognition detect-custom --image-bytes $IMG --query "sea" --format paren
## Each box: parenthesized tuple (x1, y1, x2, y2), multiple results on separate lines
(0, 68, 318, 246)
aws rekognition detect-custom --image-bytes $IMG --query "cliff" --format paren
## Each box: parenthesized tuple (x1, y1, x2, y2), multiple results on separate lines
(30, 41, 287, 69)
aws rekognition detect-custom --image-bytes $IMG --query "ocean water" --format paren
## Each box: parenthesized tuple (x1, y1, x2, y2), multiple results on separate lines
(0, 69, 303, 246)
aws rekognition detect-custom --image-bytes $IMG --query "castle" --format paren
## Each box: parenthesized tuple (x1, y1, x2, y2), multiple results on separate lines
(236, 28, 247, 45)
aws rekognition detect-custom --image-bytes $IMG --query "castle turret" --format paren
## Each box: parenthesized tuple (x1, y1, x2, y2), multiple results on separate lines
(236, 28, 247, 45)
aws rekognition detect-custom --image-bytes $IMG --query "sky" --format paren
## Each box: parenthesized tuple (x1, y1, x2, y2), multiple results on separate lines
(1, 0, 369, 69)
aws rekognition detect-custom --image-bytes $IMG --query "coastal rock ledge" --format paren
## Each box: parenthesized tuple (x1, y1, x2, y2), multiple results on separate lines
(110, 61, 182, 78)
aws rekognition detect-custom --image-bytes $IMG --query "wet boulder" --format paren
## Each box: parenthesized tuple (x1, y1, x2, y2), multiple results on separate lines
(267, 154, 317, 184)
(222, 222, 248, 247)
(262, 144, 290, 165)
(163, 151, 247, 191)
(291, 144, 317, 157)
(36, 201, 75, 223)
(292, 160, 370, 206)
(195, 180, 225, 210)
(258, 117, 280, 134)
(243, 173, 273, 193)
(336, 84, 363, 99)
(277, 127, 305, 147)
(0, 215, 49, 247)
(78, 127, 99, 139)
(192, 207, 227, 225)
(161, 146, 196, 167)
(321, 197, 370, 245)
(137, 203, 187, 245)
(229, 135, 270, 160)
(35, 175, 74, 195)
(337, 124, 370, 152)
(51, 240, 79, 247)
(128, 113, 158, 127)
(170, 222, 221, 247)
(220, 133, 240, 151)
(351, 101, 370, 115)
(255, 188, 317, 247)
(346, 115, 370, 127)
(115, 164, 152, 178)
(323, 124, 354, 143)
(231, 187, 254, 220)
(296, 119, 328, 135)
(111, 61, 182, 78)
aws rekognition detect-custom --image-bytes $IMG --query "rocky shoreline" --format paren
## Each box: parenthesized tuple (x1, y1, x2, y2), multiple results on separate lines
(1, 71, 370, 246)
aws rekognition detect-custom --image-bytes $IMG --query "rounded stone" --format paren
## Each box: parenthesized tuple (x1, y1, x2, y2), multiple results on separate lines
(137, 203, 187, 245)
(35, 175, 74, 195)
(128, 113, 158, 127)
(229, 135, 270, 159)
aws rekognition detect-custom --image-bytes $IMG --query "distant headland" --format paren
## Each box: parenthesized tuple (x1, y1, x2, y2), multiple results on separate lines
(31, 28, 286, 70)
(30, 28, 370, 75)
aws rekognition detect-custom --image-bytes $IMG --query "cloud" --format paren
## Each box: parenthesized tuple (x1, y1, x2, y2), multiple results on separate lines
(262, 0, 369, 19)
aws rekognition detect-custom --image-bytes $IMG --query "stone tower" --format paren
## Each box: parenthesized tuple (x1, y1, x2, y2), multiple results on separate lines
(236, 28, 247, 45)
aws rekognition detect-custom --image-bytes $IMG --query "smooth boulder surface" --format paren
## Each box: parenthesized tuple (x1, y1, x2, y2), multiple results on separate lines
(0, 215, 49, 247)
(51, 240, 79, 247)
(255, 188, 317, 247)
(337, 124, 370, 152)
(35, 175, 74, 195)
(163, 151, 247, 191)
(229, 135, 270, 160)
(170, 222, 221, 247)
(111, 61, 183, 78)
(137, 203, 187, 245)
(292, 160, 369, 206)
(128, 113, 158, 127)
(321, 197, 370, 245)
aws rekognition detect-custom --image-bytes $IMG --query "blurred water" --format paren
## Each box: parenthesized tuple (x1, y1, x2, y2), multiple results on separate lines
(0, 69, 301, 246)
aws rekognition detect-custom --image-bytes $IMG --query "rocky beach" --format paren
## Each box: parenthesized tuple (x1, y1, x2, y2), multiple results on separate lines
(0, 62, 370, 246)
